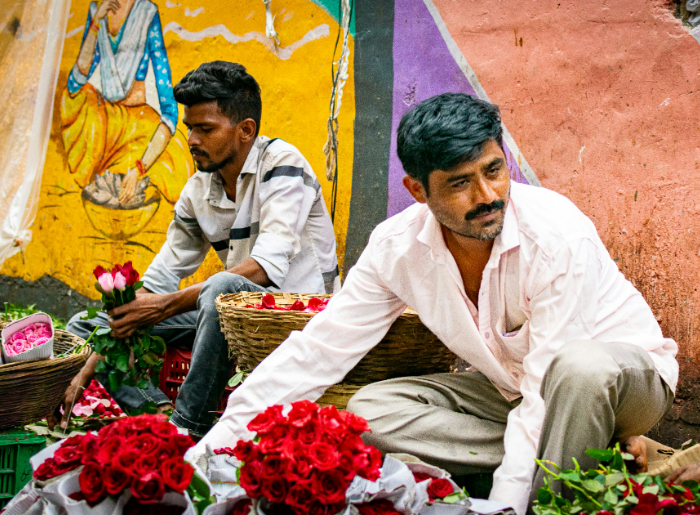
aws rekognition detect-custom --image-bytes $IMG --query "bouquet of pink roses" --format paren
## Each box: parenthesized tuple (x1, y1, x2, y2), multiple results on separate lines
(87, 262, 166, 391)
(1, 312, 54, 363)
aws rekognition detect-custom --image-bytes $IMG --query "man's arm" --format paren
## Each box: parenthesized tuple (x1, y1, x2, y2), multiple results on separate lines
(109, 257, 269, 338)
(489, 238, 600, 515)
(188, 240, 407, 457)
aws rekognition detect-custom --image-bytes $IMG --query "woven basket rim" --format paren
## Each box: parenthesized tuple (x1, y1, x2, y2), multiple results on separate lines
(216, 291, 419, 316)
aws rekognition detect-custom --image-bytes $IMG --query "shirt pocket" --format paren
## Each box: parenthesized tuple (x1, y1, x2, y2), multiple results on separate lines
(500, 320, 530, 362)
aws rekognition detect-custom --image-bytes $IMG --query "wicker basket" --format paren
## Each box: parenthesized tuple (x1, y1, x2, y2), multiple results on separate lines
(0, 326, 90, 430)
(216, 292, 457, 409)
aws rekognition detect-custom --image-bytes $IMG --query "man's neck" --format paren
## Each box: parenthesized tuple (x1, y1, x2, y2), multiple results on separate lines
(441, 225, 495, 307)
(219, 140, 256, 201)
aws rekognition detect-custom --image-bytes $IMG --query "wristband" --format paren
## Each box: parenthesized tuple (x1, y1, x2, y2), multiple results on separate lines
(90, 21, 100, 35)
(135, 159, 146, 176)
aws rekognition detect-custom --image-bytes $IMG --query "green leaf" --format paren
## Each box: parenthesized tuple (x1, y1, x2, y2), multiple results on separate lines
(188, 472, 211, 499)
(469, 451, 478, 455)
(108, 370, 121, 391)
(559, 471, 581, 483)
(581, 479, 604, 493)
(82, 307, 100, 320)
(604, 489, 619, 504)
(96, 327, 112, 336)
(115, 354, 129, 373)
(626, 495, 639, 504)
(605, 473, 625, 486)
(585, 448, 614, 462)
(228, 372, 244, 388)
(442, 490, 468, 504)
(537, 487, 553, 505)
(142, 352, 159, 366)
(642, 485, 659, 495)
(95, 360, 106, 373)
(620, 452, 634, 460)
(149, 335, 166, 354)
(134, 281, 144, 290)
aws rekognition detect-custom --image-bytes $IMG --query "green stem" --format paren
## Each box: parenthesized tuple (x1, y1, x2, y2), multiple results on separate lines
(535, 459, 603, 509)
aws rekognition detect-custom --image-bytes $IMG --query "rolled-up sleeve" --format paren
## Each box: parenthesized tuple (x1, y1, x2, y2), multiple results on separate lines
(490, 238, 600, 515)
(141, 193, 210, 294)
(191, 235, 408, 455)
(249, 153, 318, 288)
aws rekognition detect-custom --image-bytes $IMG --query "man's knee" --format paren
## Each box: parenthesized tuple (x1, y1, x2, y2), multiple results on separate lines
(346, 383, 386, 421)
(199, 273, 251, 305)
(545, 340, 619, 393)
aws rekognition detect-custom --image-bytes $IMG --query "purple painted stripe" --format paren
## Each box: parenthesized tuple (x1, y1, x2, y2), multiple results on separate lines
(388, 0, 528, 218)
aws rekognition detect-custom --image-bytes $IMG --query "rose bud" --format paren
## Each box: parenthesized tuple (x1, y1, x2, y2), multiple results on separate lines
(98, 273, 114, 293)
(113, 272, 127, 291)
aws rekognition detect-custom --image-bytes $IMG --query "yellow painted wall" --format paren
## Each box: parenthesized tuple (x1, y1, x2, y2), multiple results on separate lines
(0, 0, 354, 298)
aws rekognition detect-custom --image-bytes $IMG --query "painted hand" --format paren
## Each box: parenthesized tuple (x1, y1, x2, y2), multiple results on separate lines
(95, 0, 120, 21)
(666, 461, 700, 483)
(107, 291, 168, 338)
(118, 167, 140, 205)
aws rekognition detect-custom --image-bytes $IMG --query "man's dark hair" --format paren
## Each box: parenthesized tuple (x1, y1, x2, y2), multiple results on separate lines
(397, 93, 503, 191)
(174, 61, 262, 135)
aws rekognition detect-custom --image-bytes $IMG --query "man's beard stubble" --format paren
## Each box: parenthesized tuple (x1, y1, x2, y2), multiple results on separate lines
(190, 148, 235, 173)
(455, 199, 507, 241)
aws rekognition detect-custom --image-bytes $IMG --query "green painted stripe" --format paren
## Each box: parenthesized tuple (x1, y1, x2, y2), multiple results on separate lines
(309, 0, 355, 37)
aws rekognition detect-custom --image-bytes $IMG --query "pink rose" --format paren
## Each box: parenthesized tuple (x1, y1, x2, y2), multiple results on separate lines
(113, 272, 127, 291)
(34, 337, 49, 347)
(26, 333, 38, 344)
(10, 332, 26, 343)
(23, 324, 37, 336)
(98, 273, 114, 293)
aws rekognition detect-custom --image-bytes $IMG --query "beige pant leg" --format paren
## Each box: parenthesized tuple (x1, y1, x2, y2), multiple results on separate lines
(532, 340, 673, 508)
(347, 371, 521, 475)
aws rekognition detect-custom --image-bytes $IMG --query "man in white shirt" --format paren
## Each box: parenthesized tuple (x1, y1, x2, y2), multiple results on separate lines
(192, 93, 678, 513)
(50, 61, 339, 437)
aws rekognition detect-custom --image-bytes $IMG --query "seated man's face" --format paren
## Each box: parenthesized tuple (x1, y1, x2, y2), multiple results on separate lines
(183, 101, 240, 173)
(424, 139, 511, 241)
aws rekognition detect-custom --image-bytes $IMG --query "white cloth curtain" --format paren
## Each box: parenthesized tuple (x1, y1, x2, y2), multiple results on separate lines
(0, 0, 70, 269)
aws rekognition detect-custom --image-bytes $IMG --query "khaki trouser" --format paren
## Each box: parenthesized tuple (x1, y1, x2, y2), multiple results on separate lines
(347, 340, 673, 511)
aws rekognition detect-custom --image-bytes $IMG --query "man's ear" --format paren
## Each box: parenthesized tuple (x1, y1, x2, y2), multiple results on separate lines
(402, 175, 428, 204)
(238, 118, 257, 143)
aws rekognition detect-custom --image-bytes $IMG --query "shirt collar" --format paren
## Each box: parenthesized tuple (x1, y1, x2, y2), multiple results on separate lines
(203, 138, 264, 207)
(239, 136, 262, 175)
(416, 197, 520, 266)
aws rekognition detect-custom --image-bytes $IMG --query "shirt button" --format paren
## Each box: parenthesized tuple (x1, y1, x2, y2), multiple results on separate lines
(485, 332, 490, 339)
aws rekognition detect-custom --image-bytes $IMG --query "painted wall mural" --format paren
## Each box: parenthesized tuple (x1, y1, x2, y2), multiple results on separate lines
(0, 0, 355, 299)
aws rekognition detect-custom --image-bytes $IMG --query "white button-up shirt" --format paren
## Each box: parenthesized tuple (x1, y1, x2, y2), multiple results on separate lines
(193, 182, 678, 514)
(142, 136, 340, 295)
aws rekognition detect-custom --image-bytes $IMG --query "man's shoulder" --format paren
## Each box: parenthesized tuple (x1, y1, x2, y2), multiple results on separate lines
(510, 182, 600, 253)
(371, 203, 430, 248)
(259, 137, 310, 169)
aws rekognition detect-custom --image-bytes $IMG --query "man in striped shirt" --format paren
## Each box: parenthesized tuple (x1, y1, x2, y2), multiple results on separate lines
(52, 61, 340, 438)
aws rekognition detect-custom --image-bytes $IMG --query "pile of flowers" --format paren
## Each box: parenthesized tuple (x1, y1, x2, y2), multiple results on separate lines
(3, 322, 52, 357)
(71, 380, 125, 419)
(245, 294, 329, 312)
(217, 400, 382, 515)
(534, 445, 700, 515)
(34, 414, 195, 507)
(89, 262, 166, 390)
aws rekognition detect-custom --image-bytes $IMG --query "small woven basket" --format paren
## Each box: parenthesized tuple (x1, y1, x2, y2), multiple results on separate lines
(0, 323, 90, 430)
(216, 292, 457, 409)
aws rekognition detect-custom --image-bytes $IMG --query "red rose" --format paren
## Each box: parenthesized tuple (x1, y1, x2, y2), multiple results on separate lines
(96, 436, 124, 465)
(258, 425, 289, 454)
(319, 405, 347, 440)
(293, 418, 321, 446)
(130, 434, 162, 456)
(168, 434, 195, 456)
(120, 262, 140, 286)
(261, 476, 289, 504)
(232, 499, 253, 515)
(412, 472, 435, 483)
(134, 454, 159, 476)
(114, 450, 141, 469)
(79, 463, 106, 504)
(358, 499, 401, 515)
(261, 454, 290, 479)
(53, 445, 82, 467)
(357, 446, 382, 481)
(314, 469, 348, 504)
(232, 440, 258, 462)
(308, 500, 332, 515)
(131, 472, 166, 504)
(285, 480, 315, 512)
(93, 266, 107, 279)
(160, 457, 194, 493)
(104, 464, 133, 495)
(289, 453, 315, 480)
(248, 405, 284, 435)
(151, 421, 177, 438)
(79, 433, 99, 464)
(427, 478, 455, 500)
(309, 442, 340, 471)
(62, 434, 85, 449)
(339, 410, 371, 435)
(34, 459, 58, 481)
(288, 400, 319, 428)
(240, 460, 264, 498)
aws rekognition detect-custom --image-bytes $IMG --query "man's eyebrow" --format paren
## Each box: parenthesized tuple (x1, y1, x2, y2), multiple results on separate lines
(484, 157, 505, 170)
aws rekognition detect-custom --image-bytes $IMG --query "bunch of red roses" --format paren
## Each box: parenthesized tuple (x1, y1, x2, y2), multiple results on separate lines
(34, 414, 195, 507)
(217, 400, 382, 515)
(245, 294, 329, 313)
(88, 262, 166, 391)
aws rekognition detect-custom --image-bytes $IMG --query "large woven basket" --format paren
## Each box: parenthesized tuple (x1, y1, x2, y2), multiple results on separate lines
(216, 292, 457, 409)
(0, 324, 90, 429)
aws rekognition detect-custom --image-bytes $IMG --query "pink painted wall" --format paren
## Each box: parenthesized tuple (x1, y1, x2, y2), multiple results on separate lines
(434, 0, 700, 440)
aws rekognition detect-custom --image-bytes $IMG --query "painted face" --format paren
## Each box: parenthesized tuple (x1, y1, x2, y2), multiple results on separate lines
(425, 140, 511, 241)
(183, 101, 240, 173)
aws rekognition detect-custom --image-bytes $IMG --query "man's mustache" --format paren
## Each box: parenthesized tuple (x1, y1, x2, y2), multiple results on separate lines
(464, 200, 505, 221)
(190, 148, 209, 158)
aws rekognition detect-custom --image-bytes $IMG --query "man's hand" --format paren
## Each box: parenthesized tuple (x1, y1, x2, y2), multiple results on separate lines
(667, 462, 700, 483)
(119, 168, 140, 205)
(47, 354, 99, 430)
(622, 436, 648, 474)
(108, 291, 169, 338)
(94, 0, 120, 21)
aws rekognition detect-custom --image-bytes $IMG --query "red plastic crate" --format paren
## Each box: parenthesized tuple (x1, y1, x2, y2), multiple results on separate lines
(158, 347, 238, 415)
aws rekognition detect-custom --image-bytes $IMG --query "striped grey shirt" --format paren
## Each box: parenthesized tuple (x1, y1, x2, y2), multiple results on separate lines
(142, 136, 340, 295)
